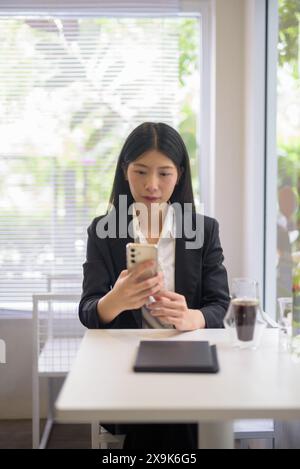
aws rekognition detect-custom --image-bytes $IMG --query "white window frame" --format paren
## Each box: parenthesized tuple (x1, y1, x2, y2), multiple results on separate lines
(244, 0, 267, 303)
(265, 0, 279, 319)
(244, 0, 278, 318)
(180, 0, 213, 214)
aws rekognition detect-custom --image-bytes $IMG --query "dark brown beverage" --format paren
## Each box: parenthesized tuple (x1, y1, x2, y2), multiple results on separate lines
(232, 298, 258, 341)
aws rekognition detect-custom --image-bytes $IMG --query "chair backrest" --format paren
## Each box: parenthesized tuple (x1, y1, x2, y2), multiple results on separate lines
(46, 273, 83, 294)
(32, 293, 84, 375)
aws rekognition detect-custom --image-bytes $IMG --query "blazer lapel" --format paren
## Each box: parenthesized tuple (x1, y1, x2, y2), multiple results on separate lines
(175, 212, 202, 307)
(108, 236, 131, 277)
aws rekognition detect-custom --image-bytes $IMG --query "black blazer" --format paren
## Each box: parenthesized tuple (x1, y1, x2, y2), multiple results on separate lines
(79, 212, 230, 329)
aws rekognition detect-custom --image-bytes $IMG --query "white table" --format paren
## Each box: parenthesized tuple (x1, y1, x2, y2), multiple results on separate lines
(55, 329, 300, 449)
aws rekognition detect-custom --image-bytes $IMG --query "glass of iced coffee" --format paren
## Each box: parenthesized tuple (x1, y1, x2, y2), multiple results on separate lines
(224, 278, 267, 349)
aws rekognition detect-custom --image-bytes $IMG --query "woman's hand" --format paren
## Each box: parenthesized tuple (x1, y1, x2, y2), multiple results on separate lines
(111, 260, 164, 311)
(148, 290, 206, 331)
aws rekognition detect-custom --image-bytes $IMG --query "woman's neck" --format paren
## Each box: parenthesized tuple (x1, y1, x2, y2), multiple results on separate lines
(137, 205, 165, 243)
(144, 212, 162, 244)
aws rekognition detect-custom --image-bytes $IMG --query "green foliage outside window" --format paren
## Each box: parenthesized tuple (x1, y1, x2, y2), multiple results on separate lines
(277, 0, 300, 251)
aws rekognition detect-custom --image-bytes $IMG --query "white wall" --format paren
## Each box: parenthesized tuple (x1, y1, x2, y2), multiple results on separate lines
(212, 0, 267, 294)
(212, 0, 246, 285)
(0, 317, 48, 419)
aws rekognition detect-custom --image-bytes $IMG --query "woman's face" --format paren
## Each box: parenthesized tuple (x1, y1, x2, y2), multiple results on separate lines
(125, 150, 180, 207)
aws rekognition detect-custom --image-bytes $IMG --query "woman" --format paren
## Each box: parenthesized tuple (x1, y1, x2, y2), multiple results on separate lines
(79, 122, 230, 449)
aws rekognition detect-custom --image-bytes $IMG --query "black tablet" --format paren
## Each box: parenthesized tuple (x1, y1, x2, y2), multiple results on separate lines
(134, 340, 219, 373)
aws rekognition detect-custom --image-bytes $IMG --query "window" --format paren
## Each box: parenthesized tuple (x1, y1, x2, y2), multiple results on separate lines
(0, 1, 210, 312)
(276, 0, 300, 305)
(265, 0, 300, 317)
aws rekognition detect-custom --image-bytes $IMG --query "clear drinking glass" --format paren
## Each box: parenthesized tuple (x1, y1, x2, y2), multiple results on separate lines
(224, 278, 267, 349)
(277, 297, 293, 351)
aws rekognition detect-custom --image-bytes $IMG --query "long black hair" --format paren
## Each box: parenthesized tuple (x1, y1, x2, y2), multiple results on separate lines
(108, 122, 195, 213)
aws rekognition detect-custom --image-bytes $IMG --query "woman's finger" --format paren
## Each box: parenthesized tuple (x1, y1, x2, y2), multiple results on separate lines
(158, 290, 183, 301)
(153, 315, 174, 325)
(130, 260, 156, 280)
(151, 308, 181, 317)
(119, 269, 128, 277)
(153, 315, 179, 326)
(149, 300, 180, 311)
(137, 281, 161, 298)
(137, 275, 160, 290)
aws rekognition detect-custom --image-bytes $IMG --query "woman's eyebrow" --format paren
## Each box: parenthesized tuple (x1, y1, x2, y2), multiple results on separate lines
(133, 163, 175, 169)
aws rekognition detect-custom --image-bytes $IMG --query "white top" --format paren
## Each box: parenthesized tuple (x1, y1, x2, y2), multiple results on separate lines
(132, 203, 176, 329)
(55, 329, 300, 423)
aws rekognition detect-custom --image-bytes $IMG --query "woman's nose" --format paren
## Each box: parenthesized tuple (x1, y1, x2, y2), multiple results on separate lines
(144, 174, 159, 192)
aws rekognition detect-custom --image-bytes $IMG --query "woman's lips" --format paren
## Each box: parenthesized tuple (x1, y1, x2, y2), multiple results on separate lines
(143, 196, 160, 202)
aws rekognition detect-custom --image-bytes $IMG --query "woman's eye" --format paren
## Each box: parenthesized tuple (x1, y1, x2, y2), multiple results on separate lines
(134, 171, 172, 176)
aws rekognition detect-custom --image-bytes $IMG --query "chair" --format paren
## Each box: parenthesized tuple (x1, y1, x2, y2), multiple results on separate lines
(32, 292, 83, 448)
(46, 273, 82, 296)
(91, 423, 125, 449)
(234, 419, 275, 448)
(32, 291, 123, 449)
(45, 275, 125, 448)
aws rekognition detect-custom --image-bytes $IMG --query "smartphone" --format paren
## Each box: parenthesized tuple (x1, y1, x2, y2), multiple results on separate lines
(126, 243, 158, 281)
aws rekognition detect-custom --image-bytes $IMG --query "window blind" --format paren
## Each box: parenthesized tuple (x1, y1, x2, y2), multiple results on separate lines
(0, 0, 180, 16)
(0, 7, 200, 311)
